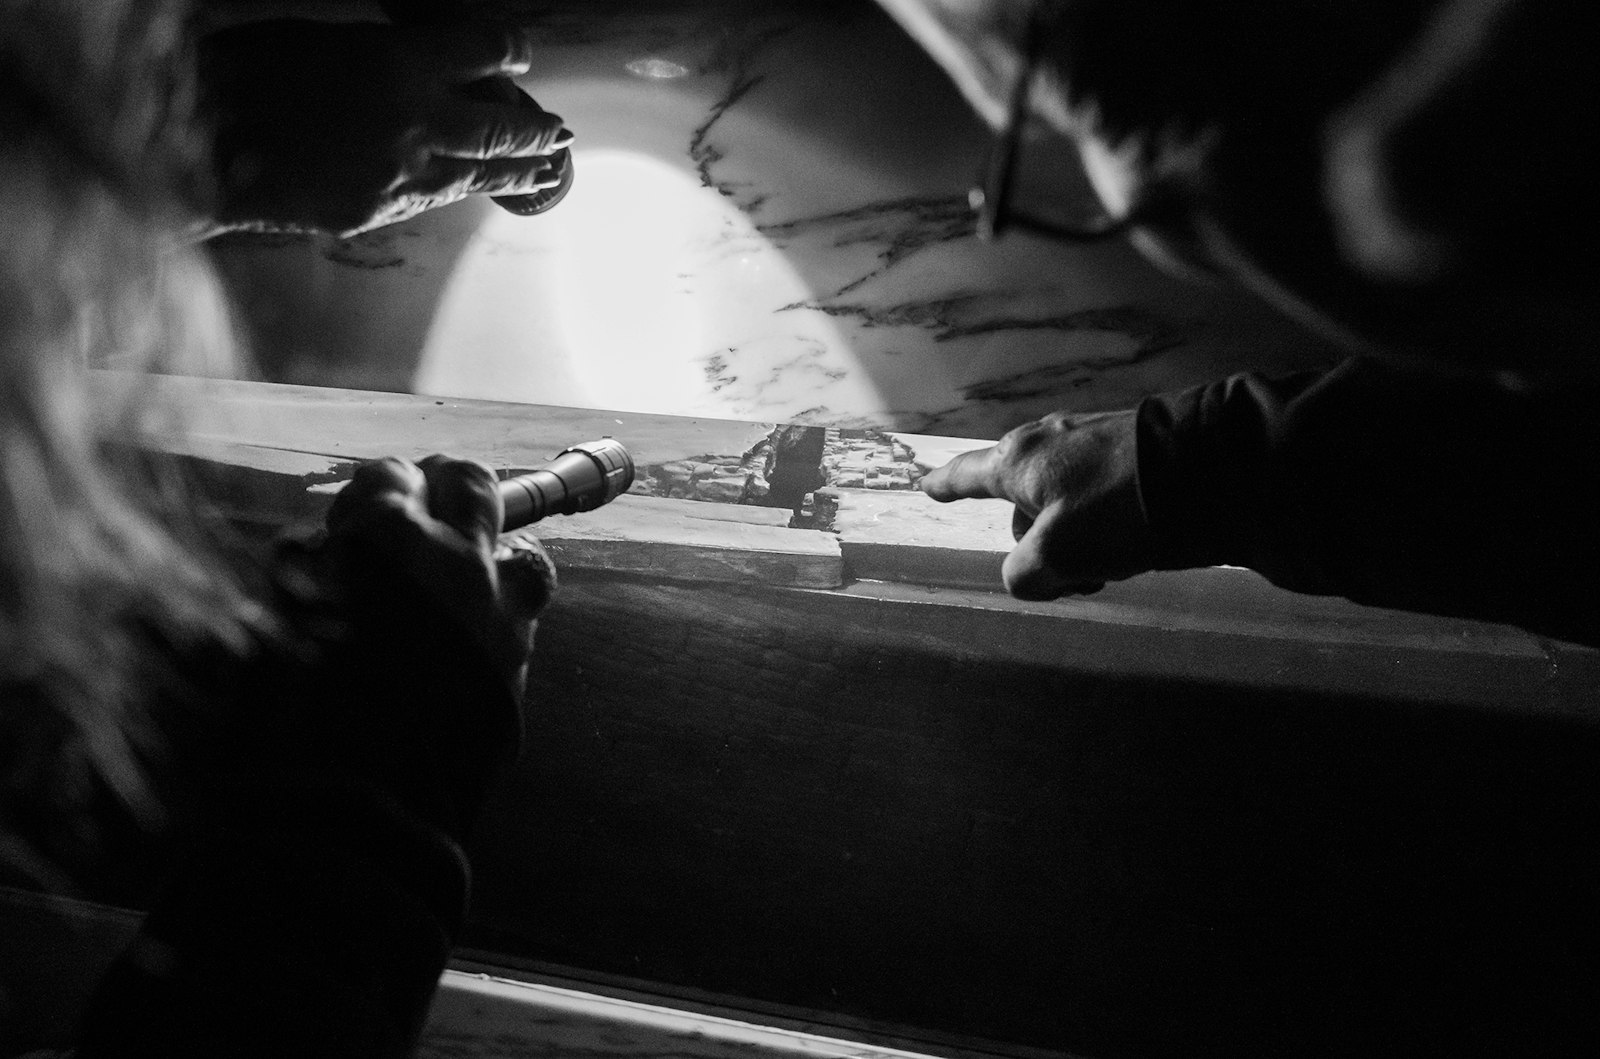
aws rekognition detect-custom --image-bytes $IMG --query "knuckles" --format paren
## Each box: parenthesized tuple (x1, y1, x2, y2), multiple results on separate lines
(1038, 410, 1080, 432)
(996, 411, 1077, 462)
(347, 456, 425, 495)
(993, 421, 1040, 464)
(418, 453, 495, 487)
(993, 413, 1079, 502)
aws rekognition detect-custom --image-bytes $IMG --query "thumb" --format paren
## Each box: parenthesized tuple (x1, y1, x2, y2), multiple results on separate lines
(1001, 501, 1105, 601)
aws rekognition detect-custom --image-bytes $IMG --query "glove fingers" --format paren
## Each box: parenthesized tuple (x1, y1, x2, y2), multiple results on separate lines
(400, 155, 563, 203)
(427, 95, 570, 159)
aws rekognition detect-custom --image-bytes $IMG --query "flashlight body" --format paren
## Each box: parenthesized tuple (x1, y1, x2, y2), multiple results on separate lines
(497, 438, 634, 531)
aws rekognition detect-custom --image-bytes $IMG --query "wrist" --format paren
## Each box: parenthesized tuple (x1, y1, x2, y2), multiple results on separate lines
(1135, 379, 1274, 571)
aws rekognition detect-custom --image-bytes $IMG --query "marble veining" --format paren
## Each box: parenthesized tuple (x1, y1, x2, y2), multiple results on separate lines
(209, 0, 1341, 441)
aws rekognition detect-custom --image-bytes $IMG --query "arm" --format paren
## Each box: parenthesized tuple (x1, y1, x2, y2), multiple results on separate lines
(197, 15, 571, 237)
(1141, 357, 1600, 643)
(73, 783, 474, 1059)
(75, 457, 556, 1058)
(923, 357, 1600, 645)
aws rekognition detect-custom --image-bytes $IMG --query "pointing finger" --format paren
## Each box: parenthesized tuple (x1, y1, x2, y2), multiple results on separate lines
(919, 445, 1005, 503)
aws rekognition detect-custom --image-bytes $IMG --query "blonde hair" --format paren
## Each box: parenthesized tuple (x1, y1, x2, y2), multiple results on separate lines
(2, 0, 261, 889)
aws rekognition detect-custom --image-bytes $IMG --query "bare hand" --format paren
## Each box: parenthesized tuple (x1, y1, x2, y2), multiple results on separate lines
(919, 409, 1157, 599)
(202, 19, 574, 236)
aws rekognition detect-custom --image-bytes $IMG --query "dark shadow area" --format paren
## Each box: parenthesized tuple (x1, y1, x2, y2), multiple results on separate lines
(465, 574, 1600, 1058)
(207, 195, 496, 392)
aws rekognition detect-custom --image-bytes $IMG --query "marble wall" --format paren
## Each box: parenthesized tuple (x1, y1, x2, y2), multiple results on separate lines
(210, 0, 1340, 440)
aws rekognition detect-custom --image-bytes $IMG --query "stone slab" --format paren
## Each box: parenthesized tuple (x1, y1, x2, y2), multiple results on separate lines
(831, 488, 1012, 591)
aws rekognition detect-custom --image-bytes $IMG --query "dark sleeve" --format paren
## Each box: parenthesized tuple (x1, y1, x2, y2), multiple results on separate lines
(74, 779, 469, 1059)
(1136, 356, 1600, 645)
(71, 588, 524, 1059)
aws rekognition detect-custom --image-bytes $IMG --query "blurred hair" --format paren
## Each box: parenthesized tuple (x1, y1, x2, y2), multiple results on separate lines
(1, 0, 260, 889)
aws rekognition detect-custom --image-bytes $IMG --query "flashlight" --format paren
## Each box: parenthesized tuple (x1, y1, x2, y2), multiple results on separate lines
(497, 438, 634, 531)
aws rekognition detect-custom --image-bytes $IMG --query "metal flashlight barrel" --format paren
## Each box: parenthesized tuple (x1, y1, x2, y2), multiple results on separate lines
(497, 438, 634, 531)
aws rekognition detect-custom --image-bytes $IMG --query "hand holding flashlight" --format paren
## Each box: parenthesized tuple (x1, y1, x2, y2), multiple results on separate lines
(255, 439, 629, 850)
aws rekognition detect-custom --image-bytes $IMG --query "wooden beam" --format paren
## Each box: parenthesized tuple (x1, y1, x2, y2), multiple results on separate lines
(425, 966, 1073, 1059)
(531, 494, 843, 590)
(101, 370, 1596, 710)
(104, 371, 841, 589)
(75, 372, 1600, 1054)
(829, 489, 1550, 667)
(91, 371, 776, 476)
(2, 889, 1060, 1059)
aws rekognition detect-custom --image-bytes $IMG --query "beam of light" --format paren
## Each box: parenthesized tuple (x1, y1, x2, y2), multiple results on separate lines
(414, 148, 875, 422)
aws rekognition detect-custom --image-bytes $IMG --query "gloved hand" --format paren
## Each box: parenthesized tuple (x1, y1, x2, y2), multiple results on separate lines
(199, 18, 572, 236)
(268, 455, 556, 841)
(919, 409, 1157, 600)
